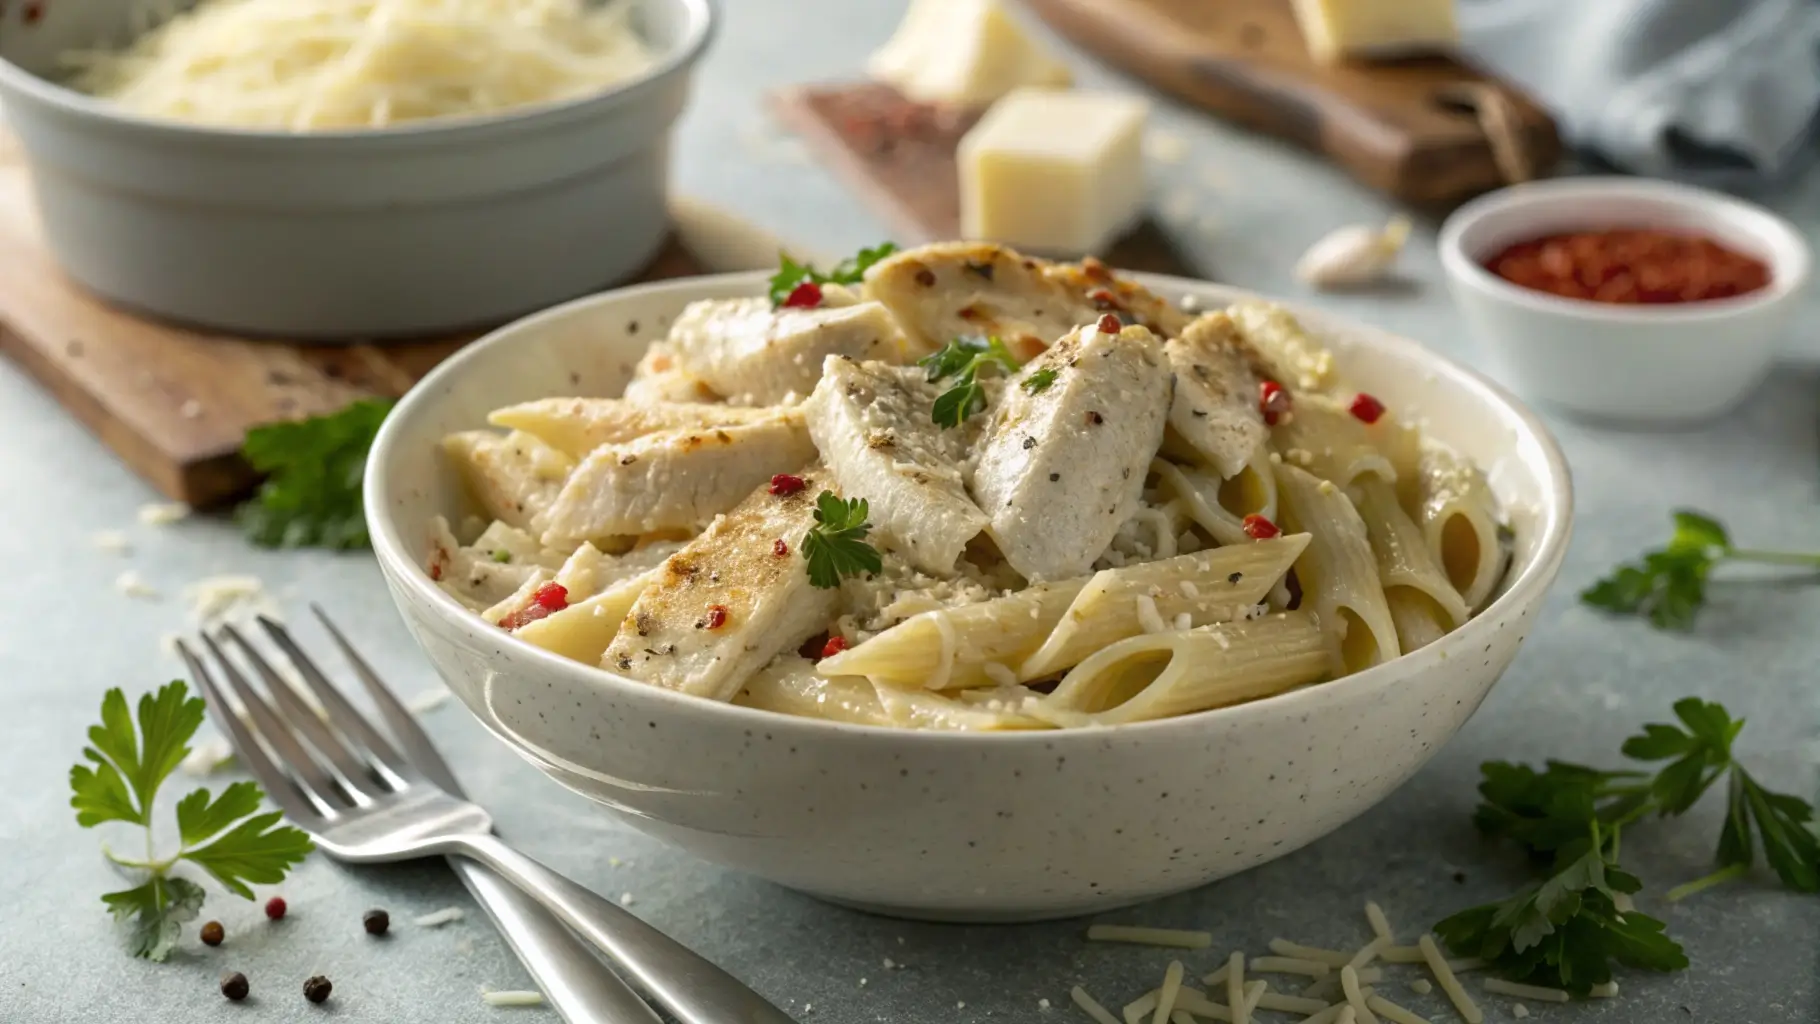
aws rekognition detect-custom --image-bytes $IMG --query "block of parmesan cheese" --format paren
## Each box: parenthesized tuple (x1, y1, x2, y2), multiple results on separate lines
(867, 0, 1070, 107)
(1289, 0, 1458, 63)
(958, 88, 1148, 258)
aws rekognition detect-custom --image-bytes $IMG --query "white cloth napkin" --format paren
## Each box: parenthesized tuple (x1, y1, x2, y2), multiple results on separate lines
(1458, 0, 1820, 183)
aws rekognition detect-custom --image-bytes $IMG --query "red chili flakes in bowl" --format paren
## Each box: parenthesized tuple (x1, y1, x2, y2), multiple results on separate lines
(1484, 229, 1771, 305)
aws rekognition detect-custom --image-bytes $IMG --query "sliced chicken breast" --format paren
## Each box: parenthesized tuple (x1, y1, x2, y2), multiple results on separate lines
(664, 296, 905, 405)
(863, 241, 1190, 360)
(969, 321, 1173, 582)
(1163, 311, 1267, 479)
(541, 413, 816, 543)
(622, 342, 721, 404)
(489, 398, 775, 458)
(603, 469, 841, 702)
(804, 356, 988, 576)
(442, 430, 575, 532)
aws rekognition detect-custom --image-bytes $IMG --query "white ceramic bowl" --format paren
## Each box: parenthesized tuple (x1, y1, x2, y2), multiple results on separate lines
(365, 273, 1574, 921)
(1438, 177, 1811, 426)
(0, 0, 713, 339)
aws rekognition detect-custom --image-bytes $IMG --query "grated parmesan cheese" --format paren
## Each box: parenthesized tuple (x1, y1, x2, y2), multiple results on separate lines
(1481, 979, 1569, 1003)
(184, 574, 278, 626)
(1134, 595, 1167, 634)
(1366, 994, 1431, 1024)
(1249, 956, 1329, 978)
(116, 571, 160, 599)
(1417, 935, 1481, 1024)
(407, 687, 453, 714)
(414, 907, 466, 928)
(1511, 1006, 1529, 1020)
(1152, 961, 1185, 1024)
(1364, 901, 1394, 943)
(1340, 966, 1379, 1024)
(180, 734, 235, 776)
(480, 989, 545, 1007)
(92, 530, 133, 554)
(138, 502, 191, 525)
(1408, 979, 1432, 995)
(1072, 987, 1122, 1024)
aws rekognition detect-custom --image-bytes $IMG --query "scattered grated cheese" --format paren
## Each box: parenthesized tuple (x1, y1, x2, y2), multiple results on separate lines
(1347, 937, 1388, 970)
(1590, 981, 1619, 999)
(1340, 966, 1379, 1024)
(1364, 901, 1394, 943)
(407, 687, 452, 714)
(138, 502, 191, 525)
(1087, 925, 1214, 950)
(92, 530, 132, 554)
(1481, 979, 1568, 1003)
(1249, 956, 1328, 978)
(1179, 294, 1202, 312)
(480, 989, 545, 1007)
(1122, 989, 1159, 1024)
(1267, 939, 1352, 967)
(184, 574, 278, 626)
(1144, 129, 1189, 164)
(1417, 935, 1481, 1024)
(1380, 946, 1426, 964)
(116, 571, 160, 599)
(620, 893, 635, 906)
(1256, 990, 1331, 1014)
(882, 957, 895, 969)
(180, 734, 235, 776)
(1039, 998, 1052, 1010)
(1408, 979, 1432, 995)
(414, 907, 466, 928)
(1072, 986, 1122, 1024)
(1135, 595, 1167, 634)
(1227, 952, 1248, 1024)
(1153, 961, 1186, 1024)
(1511, 1006, 1529, 1020)
(1304, 1005, 1351, 1024)
(1366, 993, 1431, 1024)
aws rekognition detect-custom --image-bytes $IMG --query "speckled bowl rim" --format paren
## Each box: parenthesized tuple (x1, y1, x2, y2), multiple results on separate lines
(366, 270, 1575, 744)
(0, 0, 716, 145)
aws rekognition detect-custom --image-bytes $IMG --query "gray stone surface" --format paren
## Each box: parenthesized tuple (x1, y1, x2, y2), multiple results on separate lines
(2, 1, 1817, 1021)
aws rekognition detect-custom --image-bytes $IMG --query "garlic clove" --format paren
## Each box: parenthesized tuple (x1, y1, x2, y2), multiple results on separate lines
(1295, 216, 1413, 289)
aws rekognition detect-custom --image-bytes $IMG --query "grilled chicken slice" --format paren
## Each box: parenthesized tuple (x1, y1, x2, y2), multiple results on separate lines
(1163, 311, 1267, 479)
(603, 469, 840, 702)
(664, 294, 906, 405)
(442, 430, 575, 532)
(863, 241, 1189, 360)
(489, 398, 775, 458)
(622, 342, 721, 404)
(541, 413, 816, 543)
(804, 356, 988, 576)
(969, 321, 1173, 582)
(1225, 300, 1336, 393)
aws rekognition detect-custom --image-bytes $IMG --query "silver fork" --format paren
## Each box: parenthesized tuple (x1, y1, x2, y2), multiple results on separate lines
(178, 607, 796, 1024)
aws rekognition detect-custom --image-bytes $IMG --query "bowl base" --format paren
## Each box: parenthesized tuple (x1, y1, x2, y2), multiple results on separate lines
(807, 889, 1175, 925)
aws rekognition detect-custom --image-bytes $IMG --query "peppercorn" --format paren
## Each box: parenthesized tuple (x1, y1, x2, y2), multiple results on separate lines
(303, 975, 333, 1004)
(264, 896, 287, 920)
(199, 920, 225, 946)
(220, 972, 249, 1001)
(363, 909, 390, 936)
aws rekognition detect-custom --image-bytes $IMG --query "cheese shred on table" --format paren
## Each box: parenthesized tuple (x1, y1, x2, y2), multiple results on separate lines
(64, 0, 655, 130)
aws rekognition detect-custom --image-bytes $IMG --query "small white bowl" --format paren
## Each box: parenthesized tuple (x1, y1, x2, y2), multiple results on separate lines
(0, 0, 713, 339)
(1438, 177, 1810, 425)
(363, 271, 1574, 921)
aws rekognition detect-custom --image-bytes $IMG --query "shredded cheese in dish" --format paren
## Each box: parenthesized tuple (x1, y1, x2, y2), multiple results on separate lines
(65, 0, 654, 131)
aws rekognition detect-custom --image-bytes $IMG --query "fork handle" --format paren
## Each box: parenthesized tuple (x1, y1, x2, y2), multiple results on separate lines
(447, 834, 799, 1024)
(449, 857, 662, 1024)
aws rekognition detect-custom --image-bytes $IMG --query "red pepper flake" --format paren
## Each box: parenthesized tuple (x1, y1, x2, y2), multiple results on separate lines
(769, 473, 807, 496)
(781, 281, 823, 309)
(533, 582, 568, 610)
(499, 583, 569, 631)
(1242, 514, 1281, 540)
(1484, 229, 1771, 305)
(1348, 393, 1386, 424)
(427, 561, 443, 581)
(22, 2, 43, 25)
(1095, 312, 1122, 334)
(1080, 256, 1113, 282)
(820, 635, 850, 659)
(1089, 289, 1121, 312)
(772, 538, 789, 557)
(703, 604, 730, 630)
(1259, 380, 1291, 426)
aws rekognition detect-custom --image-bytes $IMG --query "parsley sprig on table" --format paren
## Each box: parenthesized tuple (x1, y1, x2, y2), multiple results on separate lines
(802, 491, 882, 589)
(236, 398, 393, 550)
(1436, 698, 1819, 992)
(1581, 510, 1820, 630)
(918, 335, 1020, 428)
(70, 682, 312, 961)
(767, 243, 899, 307)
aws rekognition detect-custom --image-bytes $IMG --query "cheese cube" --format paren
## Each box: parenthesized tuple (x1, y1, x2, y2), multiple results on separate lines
(1289, 0, 1458, 63)
(958, 88, 1148, 257)
(868, 0, 1071, 107)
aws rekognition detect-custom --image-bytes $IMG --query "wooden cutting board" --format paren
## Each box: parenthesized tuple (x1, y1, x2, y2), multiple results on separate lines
(0, 144, 716, 508)
(769, 83, 1197, 277)
(1020, 0, 1562, 205)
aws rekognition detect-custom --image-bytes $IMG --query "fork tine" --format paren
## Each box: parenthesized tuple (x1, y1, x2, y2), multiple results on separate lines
(311, 604, 467, 798)
(199, 632, 354, 816)
(254, 615, 415, 781)
(218, 623, 389, 802)
(177, 640, 327, 831)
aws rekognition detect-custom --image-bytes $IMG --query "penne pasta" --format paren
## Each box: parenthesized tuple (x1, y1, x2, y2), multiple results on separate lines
(819, 579, 1089, 690)
(1226, 300, 1336, 392)
(1038, 612, 1330, 725)
(1151, 453, 1278, 548)
(1406, 444, 1508, 612)
(442, 429, 575, 533)
(1270, 394, 1396, 489)
(1350, 477, 1468, 635)
(1274, 462, 1400, 674)
(513, 567, 656, 665)
(1019, 535, 1310, 679)
(488, 397, 777, 458)
(734, 656, 897, 726)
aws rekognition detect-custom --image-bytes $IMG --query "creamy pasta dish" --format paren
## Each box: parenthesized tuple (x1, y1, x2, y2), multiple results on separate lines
(429, 241, 1508, 730)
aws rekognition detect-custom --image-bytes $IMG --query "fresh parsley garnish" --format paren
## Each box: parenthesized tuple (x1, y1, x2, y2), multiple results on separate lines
(1020, 366, 1059, 395)
(802, 491, 882, 589)
(1436, 698, 1819, 991)
(1581, 510, 1820, 630)
(767, 243, 899, 307)
(917, 335, 1020, 428)
(70, 682, 313, 961)
(237, 398, 393, 550)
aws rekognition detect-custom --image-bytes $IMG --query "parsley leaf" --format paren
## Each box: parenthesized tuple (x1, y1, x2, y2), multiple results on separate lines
(1021, 366, 1059, 395)
(237, 399, 392, 550)
(71, 682, 313, 960)
(1582, 510, 1820, 630)
(917, 336, 1020, 428)
(802, 491, 883, 589)
(767, 243, 898, 306)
